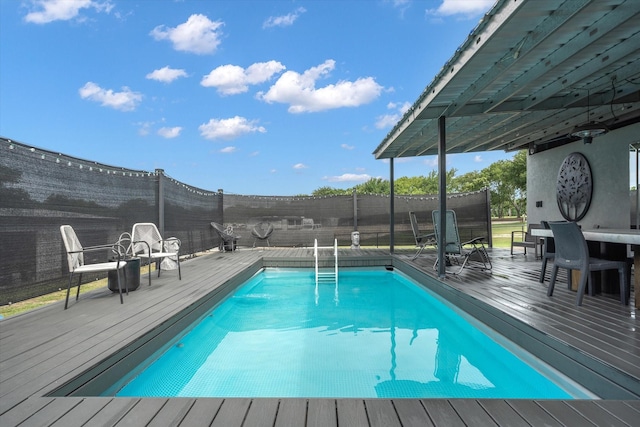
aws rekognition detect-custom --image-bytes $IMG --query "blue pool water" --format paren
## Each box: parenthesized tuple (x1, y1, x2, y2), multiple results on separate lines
(115, 268, 592, 398)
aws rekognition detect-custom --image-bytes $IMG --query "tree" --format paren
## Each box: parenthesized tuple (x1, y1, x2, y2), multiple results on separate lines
(312, 186, 350, 196)
(309, 151, 527, 216)
(354, 177, 390, 194)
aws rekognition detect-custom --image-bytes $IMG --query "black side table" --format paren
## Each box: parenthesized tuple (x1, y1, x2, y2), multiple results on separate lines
(108, 257, 141, 292)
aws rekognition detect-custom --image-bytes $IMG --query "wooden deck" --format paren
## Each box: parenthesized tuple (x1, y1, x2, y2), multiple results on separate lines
(1, 246, 639, 426)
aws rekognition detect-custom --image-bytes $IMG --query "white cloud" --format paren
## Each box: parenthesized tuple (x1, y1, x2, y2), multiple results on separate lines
(150, 14, 223, 55)
(220, 146, 237, 153)
(323, 173, 372, 183)
(201, 61, 286, 95)
(293, 163, 308, 170)
(79, 82, 142, 111)
(146, 66, 188, 83)
(24, 0, 113, 24)
(199, 116, 266, 140)
(427, 0, 494, 18)
(263, 7, 306, 28)
(341, 144, 355, 150)
(375, 101, 411, 129)
(157, 126, 182, 138)
(474, 155, 483, 162)
(257, 60, 383, 113)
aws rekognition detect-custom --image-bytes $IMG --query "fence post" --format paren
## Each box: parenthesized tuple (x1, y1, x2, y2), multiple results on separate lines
(485, 187, 493, 247)
(218, 189, 224, 224)
(156, 168, 165, 236)
(352, 189, 358, 231)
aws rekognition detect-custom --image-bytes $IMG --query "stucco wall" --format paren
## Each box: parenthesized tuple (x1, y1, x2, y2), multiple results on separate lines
(527, 122, 640, 229)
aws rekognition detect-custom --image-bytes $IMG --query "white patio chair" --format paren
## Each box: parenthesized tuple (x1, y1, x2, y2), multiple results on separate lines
(60, 225, 128, 309)
(131, 223, 181, 286)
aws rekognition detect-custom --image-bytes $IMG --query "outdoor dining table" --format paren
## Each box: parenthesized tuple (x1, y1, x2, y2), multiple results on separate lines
(531, 227, 640, 309)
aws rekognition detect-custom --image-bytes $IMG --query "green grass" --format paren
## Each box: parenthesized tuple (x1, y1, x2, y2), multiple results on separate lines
(492, 220, 528, 248)
(0, 279, 109, 318)
(1, 221, 527, 319)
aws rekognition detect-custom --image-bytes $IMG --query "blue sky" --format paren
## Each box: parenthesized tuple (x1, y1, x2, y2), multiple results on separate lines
(0, 0, 516, 195)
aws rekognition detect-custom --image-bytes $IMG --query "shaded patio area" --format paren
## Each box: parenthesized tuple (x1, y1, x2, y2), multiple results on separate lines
(1, 246, 638, 426)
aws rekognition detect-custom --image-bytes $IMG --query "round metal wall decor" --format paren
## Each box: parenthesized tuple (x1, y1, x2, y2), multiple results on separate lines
(556, 152, 592, 221)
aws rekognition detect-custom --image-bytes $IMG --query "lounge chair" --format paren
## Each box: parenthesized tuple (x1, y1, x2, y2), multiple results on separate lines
(211, 222, 240, 252)
(432, 210, 491, 274)
(409, 211, 435, 259)
(131, 223, 181, 286)
(252, 222, 274, 247)
(60, 225, 128, 309)
(547, 221, 628, 306)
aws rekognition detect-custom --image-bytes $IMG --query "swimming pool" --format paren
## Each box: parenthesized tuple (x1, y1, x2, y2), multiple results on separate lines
(111, 267, 593, 399)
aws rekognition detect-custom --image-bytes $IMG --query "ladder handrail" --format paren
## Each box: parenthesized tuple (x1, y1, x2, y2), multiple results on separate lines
(314, 239, 339, 305)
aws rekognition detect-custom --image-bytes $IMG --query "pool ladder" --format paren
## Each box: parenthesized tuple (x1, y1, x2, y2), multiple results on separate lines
(314, 239, 339, 305)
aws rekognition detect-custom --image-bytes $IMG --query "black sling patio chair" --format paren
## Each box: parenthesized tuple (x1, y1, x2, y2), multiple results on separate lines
(211, 222, 240, 252)
(251, 222, 274, 247)
(409, 211, 435, 260)
(432, 210, 491, 274)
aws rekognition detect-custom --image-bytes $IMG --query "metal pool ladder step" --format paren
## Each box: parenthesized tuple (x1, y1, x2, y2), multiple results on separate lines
(314, 238, 339, 304)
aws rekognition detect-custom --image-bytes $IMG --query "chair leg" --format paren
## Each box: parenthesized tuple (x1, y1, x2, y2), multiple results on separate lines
(75, 274, 82, 301)
(547, 266, 559, 296)
(576, 269, 589, 306)
(147, 260, 152, 286)
(412, 245, 425, 260)
(177, 258, 182, 280)
(64, 273, 74, 310)
(116, 267, 124, 304)
(123, 264, 129, 295)
(619, 267, 628, 305)
(539, 258, 548, 283)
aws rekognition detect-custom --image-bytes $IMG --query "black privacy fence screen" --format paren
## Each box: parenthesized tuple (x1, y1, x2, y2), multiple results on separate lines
(0, 137, 490, 304)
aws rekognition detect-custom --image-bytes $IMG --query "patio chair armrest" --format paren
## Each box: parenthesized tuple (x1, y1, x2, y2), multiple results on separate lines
(68, 243, 128, 259)
(463, 236, 487, 246)
(511, 230, 526, 241)
(417, 233, 435, 243)
(131, 239, 152, 256)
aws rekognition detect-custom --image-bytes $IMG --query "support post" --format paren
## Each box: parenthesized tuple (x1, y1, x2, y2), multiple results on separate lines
(156, 168, 165, 237)
(390, 157, 395, 254)
(437, 117, 447, 277)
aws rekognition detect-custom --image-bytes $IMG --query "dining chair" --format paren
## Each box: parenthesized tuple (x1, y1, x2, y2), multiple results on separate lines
(547, 221, 628, 306)
(60, 225, 128, 309)
(538, 220, 555, 283)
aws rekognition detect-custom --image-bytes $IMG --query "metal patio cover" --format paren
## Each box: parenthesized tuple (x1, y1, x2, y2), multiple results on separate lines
(373, 0, 640, 159)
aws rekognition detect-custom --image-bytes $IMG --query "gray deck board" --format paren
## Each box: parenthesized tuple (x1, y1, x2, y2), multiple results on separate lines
(49, 398, 113, 427)
(0, 247, 638, 426)
(243, 399, 280, 427)
(177, 398, 223, 426)
(392, 399, 434, 427)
